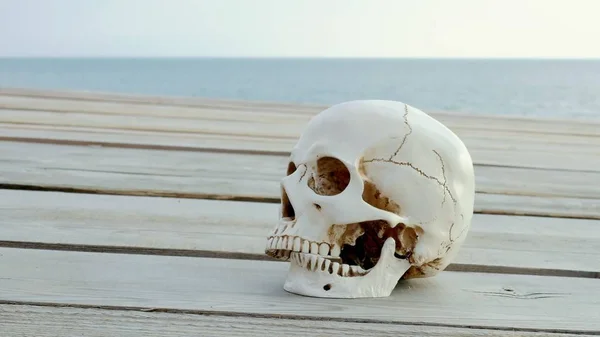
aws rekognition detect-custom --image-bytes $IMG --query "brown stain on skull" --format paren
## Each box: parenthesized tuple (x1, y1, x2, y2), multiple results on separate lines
(402, 257, 444, 279)
(362, 180, 401, 214)
(328, 223, 365, 247)
(308, 157, 350, 196)
(359, 158, 401, 215)
(328, 220, 423, 272)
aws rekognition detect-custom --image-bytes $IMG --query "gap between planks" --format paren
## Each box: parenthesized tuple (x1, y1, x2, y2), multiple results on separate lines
(2, 135, 598, 174)
(1, 140, 599, 218)
(0, 248, 598, 334)
(2, 90, 599, 136)
(2, 111, 600, 173)
(0, 303, 596, 336)
(0, 241, 596, 279)
(1, 184, 599, 220)
(2, 190, 599, 279)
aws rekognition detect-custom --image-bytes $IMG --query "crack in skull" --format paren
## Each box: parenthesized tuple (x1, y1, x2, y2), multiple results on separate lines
(388, 104, 413, 160)
(362, 156, 457, 205)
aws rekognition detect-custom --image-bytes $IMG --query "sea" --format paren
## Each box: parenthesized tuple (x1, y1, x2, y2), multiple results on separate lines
(1, 58, 599, 120)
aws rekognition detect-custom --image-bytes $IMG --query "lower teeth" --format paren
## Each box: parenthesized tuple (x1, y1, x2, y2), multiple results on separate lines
(292, 252, 366, 277)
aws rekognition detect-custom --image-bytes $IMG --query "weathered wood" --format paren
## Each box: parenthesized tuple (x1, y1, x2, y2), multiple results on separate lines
(2, 88, 598, 336)
(0, 141, 598, 218)
(0, 87, 325, 113)
(3, 123, 599, 173)
(0, 305, 591, 337)
(2, 89, 600, 136)
(2, 105, 600, 153)
(2, 189, 598, 276)
(0, 248, 598, 333)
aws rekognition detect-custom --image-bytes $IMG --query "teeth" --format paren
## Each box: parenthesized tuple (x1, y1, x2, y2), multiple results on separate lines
(331, 262, 340, 275)
(330, 244, 341, 257)
(293, 237, 302, 251)
(323, 259, 331, 272)
(310, 242, 319, 254)
(342, 264, 350, 276)
(319, 243, 330, 256)
(268, 237, 368, 277)
(282, 237, 288, 249)
(302, 240, 310, 253)
(310, 255, 318, 271)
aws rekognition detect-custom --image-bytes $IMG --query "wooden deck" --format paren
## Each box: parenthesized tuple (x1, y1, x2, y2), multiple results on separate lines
(0, 87, 599, 336)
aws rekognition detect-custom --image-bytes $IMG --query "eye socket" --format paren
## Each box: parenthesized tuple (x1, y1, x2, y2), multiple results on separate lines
(307, 156, 350, 196)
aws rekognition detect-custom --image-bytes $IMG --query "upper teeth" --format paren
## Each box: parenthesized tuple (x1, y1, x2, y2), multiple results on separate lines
(267, 235, 341, 258)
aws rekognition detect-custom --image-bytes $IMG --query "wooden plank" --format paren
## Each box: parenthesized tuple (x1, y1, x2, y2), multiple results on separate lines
(0, 248, 598, 333)
(1, 305, 591, 337)
(3, 138, 600, 202)
(0, 108, 305, 137)
(2, 189, 599, 276)
(0, 123, 291, 153)
(1, 89, 600, 136)
(2, 123, 599, 173)
(0, 94, 309, 120)
(0, 141, 599, 218)
(2, 106, 600, 151)
(0, 87, 326, 113)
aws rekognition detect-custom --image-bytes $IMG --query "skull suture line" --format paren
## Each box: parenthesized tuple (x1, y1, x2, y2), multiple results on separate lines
(265, 100, 475, 298)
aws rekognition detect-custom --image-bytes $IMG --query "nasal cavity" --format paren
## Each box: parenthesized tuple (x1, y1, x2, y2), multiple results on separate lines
(307, 157, 350, 196)
(281, 185, 295, 220)
(287, 162, 297, 176)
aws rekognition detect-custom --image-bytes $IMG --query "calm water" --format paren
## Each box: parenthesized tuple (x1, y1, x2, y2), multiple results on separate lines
(1, 58, 599, 119)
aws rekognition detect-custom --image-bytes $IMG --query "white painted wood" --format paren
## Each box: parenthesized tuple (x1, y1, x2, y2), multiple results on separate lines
(0, 305, 590, 337)
(0, 123, 292, 153)
(2, 107, 600, 152)
(0, 108, 305, 138)
(0, 87, 326, 113)
(1, 89, 599, 136)
(0, 95, 314, 122)
(0, 248, 598, 333)
(0, 141, 598, 218)
(1, 138, 597, 202)
(2, 123, 598, 172)
(2, 190, 599, 275)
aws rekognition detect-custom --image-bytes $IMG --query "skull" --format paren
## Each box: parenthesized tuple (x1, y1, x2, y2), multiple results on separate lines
(265, 100, 475, 298)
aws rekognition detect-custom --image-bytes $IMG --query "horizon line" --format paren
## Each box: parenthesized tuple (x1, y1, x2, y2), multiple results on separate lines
(1, 56, 600, 60)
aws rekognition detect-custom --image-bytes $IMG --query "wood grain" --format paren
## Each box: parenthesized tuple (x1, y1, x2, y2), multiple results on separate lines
(2, 122, 599, 173)
(0, 248, 598, 333)
(1, 305, 591, 337)
(1, 189, 598, 276)
(2, 89, 600, 136)
(0, 141, 599, 218)
(2, 89, 598, 337)
(0, 87, 325, 114)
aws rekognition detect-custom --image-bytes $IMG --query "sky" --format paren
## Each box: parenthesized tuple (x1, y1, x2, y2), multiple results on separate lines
(1, 0, 599, 58)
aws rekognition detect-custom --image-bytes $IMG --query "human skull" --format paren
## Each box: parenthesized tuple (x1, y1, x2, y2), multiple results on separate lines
(265, 100, 475, 298)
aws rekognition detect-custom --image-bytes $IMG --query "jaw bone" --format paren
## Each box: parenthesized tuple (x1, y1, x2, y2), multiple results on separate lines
(283, 238, 411, 298)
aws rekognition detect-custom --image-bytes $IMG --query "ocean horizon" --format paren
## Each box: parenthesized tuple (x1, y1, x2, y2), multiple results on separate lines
(1, 57, 599, 120)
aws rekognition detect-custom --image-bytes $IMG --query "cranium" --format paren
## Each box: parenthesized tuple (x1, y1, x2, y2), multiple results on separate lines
(265, 100, 475, 298)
